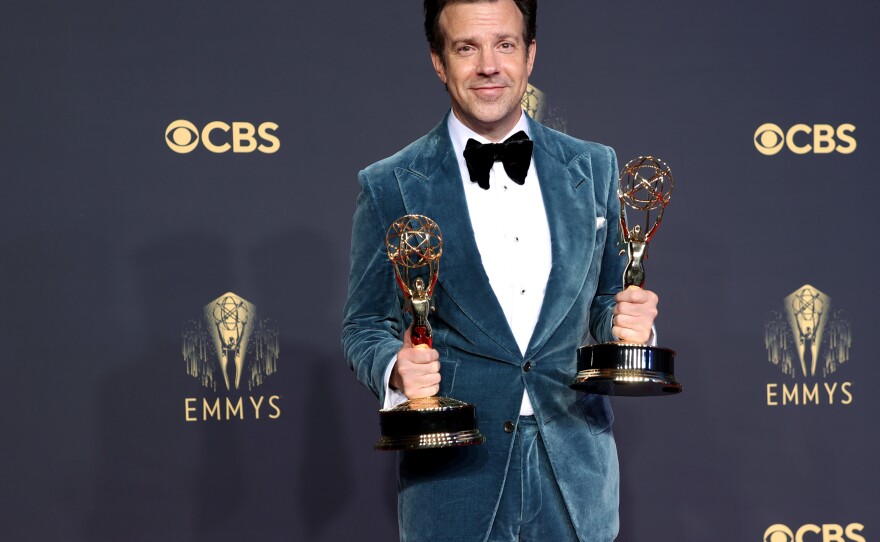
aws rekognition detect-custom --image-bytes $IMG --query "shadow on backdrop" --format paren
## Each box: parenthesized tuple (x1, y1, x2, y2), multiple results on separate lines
(249, 228, 398, 539)
(85, 234, 248, 541)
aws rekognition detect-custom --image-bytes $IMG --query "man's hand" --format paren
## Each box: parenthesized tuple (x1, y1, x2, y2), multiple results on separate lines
(390, 326, 441, 399)
(611, 286, 659, 344)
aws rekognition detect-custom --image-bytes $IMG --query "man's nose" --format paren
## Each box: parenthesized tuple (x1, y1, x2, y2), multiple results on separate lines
(476, 48, 500, 75)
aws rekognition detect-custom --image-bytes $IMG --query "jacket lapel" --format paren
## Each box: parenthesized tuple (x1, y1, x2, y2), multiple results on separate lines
(524, 118, 596, 359)
(394, 117, 523, 364)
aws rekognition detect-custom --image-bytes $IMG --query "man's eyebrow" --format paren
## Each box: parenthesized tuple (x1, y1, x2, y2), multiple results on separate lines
(449, 33, 522, 46)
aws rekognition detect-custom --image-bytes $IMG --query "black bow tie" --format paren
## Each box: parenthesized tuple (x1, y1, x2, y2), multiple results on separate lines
(463, 130, 533, 190)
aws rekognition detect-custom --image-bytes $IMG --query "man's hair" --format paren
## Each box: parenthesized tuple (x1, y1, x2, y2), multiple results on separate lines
(424, 0, 537, 56)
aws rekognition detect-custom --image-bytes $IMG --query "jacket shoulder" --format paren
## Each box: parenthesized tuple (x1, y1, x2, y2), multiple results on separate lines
(359, 116, 451, 186)
(361, 134, 429, 181)
(531, 120, 616, 173)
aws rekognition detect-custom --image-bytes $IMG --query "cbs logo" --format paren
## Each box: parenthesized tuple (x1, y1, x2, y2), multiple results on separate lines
(764, 523, 865, 542)
(754, 123, 856, 156)
(165, 120, 280, 154)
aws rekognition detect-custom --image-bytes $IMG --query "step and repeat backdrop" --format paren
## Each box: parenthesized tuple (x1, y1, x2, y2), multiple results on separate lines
(2, 1, 877, 541)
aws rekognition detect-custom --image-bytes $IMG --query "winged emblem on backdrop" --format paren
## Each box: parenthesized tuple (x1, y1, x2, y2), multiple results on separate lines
(182, 292, 279, 391)
(764, 284, 851, 378)
(521, 84, 567, 133)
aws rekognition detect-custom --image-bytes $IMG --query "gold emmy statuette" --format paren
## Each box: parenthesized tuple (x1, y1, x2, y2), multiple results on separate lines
(375, 215, 486, 450)
(571, 157, 682, 396)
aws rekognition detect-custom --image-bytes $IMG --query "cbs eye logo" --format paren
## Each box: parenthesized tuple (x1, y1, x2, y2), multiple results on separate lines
(165, 120, 280, 154)
(754, 123, 856, 156)
(764, 523, 865, 542)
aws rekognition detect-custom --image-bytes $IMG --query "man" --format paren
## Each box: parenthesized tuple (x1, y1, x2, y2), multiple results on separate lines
(342, 1, 658, 540)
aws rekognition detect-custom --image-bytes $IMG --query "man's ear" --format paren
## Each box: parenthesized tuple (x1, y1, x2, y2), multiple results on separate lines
(430, 50, 448, 85)
(526, 39, 536, 76)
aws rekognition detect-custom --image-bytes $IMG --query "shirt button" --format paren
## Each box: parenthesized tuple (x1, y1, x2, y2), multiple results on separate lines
(503, 421, 515, 433)
(515, 236, 520, 242)
(520, 289, 526, 295)
(523, 361, 532, 372)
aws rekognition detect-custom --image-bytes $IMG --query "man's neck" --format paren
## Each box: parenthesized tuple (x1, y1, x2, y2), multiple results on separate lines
(450, 107, 524, 142)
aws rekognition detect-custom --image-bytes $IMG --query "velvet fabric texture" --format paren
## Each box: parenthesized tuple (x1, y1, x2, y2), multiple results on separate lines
(342, 112, 624, 542)
(488, 416, 579, 541)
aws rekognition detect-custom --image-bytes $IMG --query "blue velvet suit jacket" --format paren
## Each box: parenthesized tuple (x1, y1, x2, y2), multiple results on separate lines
(342, 112, 624, 542)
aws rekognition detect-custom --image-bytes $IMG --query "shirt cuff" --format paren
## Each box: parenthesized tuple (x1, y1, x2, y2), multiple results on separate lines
(382, 354, 408, 410)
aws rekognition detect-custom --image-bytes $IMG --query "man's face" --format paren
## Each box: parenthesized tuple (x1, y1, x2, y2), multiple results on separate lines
(431, 0, 536, 141)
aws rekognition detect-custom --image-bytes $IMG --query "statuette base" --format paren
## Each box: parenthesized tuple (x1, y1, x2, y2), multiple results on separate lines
(375, 397, 486, 451)
(571, 343, 681, 396)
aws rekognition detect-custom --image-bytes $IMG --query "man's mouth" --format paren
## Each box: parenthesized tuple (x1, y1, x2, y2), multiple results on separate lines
(471, 85, 506, 96)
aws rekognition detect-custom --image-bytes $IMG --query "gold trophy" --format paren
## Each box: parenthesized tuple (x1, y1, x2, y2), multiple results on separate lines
(375, 215, 486, 450)
(571, 157, 682, 396)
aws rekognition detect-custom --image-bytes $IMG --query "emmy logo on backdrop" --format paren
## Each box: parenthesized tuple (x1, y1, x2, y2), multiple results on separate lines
(374, 215, 486, 450)
(571, 157, 682, 396)
(181, 292, 282, 422)
(183, 292, 279, 392)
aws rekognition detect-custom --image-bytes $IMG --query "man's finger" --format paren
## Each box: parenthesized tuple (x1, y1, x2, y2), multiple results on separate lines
(399, 346, 439, 365)
(615, 286, 659, 305)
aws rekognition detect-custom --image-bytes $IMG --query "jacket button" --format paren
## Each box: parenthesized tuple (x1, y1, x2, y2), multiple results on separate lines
(503, 421, 515, 433)
(523, 361, 532, 372)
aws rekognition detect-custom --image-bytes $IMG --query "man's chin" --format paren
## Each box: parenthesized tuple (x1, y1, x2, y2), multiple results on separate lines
(479, 107, 522, 125)
(453, 102, 522, 134)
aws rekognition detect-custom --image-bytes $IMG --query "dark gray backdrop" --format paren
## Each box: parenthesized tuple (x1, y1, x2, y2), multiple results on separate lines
(2, 1, 877, 540)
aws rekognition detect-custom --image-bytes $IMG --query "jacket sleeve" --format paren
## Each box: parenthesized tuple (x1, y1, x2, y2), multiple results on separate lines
(341, 169, 406, 404)
(589, 145, 625, 343)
